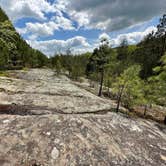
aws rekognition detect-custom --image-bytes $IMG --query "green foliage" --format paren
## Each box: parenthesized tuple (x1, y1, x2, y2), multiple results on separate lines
(0, 71, 9, 77)
(0, 7, 8, 22)
(0, 7, 48, 70)
(117, 38, 128, 61)
(134, 14, 166, 79)
(148, 53, 166, 105)
(155, 14, 166, 38)
(51, 55, 62, 75)
(50, 53, 90, 80)
(1, 5, 165, 114)
(112, 65, 145, 110)
(88, 40, 111, 73)
(133, 33, 163, 79)
(50, 14, 166, 108)
(86, 38, 112, 96)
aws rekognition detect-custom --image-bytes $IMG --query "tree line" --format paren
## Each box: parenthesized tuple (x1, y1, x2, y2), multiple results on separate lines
(0, 7, 165, 122)
(50, 14, 166, 121)
(0, 7, 49, 70)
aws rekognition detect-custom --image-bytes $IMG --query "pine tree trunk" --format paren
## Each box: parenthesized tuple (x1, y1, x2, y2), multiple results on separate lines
(116, 85, 125, 112)
(107, 80, 111, 97)
(116, 96, 121, 112)
(98, 69, 104, 97)
(164, 116, 166, 125)
(107, 87, 110, 97)
(161, 33, 166, 57)
(144, 105, 147, 116)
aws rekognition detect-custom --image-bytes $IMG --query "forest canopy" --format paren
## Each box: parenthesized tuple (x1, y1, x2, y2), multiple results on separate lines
(0, 7, 48, 70)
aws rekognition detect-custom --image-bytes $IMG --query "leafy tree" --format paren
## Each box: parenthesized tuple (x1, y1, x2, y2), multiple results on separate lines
(112, 65, 145, 112)
(69, 54, 90, 80)
(50, 52, 90, 79)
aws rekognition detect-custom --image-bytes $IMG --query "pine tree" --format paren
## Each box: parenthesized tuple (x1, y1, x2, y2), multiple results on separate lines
(117, 38, 128, 61)
(155, 14, 166, 57)
(112, 65, 144, 112)
(87, 37, 111, 96)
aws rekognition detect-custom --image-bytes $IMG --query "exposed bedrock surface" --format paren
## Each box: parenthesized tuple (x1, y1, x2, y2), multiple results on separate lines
(0, 69, 116, 114)
(0, 69, 165, 166)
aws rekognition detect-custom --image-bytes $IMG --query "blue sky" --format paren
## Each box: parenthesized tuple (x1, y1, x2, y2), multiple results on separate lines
(0, 0, 165, 56)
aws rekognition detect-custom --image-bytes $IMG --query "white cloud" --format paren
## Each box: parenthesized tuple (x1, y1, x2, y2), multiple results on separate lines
(16, 15, 75, 39)
(24, 26, 157, 56)
(0, 0, 56, 21)
(27, 36, 91, 56)
(110, 26, 157, 47)
(69, 11, 90, 28)
(60, 0, 166, 31)
(1, 0, 164, 31)
(51, 15, 75, 30)
(99, 33, 110, 41)
(16, 27, 27, 34)
(26, 22, 58, 36)
(96, 26, 157, 48)
(0, 0, 162, 56)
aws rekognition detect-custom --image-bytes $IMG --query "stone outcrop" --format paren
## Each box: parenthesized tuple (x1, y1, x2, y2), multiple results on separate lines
(0, 69, 165, 166)
(0, 69, 116, 114)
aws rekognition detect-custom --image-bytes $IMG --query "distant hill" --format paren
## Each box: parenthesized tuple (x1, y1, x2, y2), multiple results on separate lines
(0, 7, 48, 69)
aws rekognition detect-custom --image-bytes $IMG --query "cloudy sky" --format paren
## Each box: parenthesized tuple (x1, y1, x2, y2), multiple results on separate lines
(0, 0, 165, 56)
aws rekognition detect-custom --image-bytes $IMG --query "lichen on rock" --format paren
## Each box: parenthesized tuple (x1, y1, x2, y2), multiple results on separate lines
(0, 69, 165, 166)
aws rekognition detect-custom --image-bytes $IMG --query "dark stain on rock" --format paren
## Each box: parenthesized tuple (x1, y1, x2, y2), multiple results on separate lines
(27, 141, 37, 154)
(0, 158, 10, 166)
(80, 126, 88, 137)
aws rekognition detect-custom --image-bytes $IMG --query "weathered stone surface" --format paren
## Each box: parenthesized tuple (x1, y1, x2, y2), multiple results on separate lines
(0, 69, 116, 114)
(0, 69, 165, 166)
(0, 114, 166, 166)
